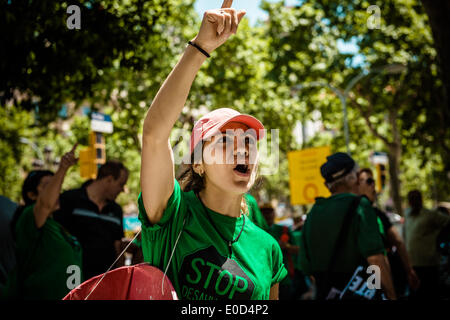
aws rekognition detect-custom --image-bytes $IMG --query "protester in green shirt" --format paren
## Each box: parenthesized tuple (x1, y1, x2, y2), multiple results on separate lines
(5, 145, 83, 300)
(138, 0, 287, 300)
(299, 152, 397, 300)
(290, 213, 312, 299)
(291, 213, 305, 273)
(260, 204, 299, 299)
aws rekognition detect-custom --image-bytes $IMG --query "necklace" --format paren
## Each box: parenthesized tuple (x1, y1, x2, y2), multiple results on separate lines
(196, 193, 245, 256)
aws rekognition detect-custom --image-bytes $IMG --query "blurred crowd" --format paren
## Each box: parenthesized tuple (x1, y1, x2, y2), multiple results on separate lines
(260, 153, 450, 300)
(0, 149, 449, 300)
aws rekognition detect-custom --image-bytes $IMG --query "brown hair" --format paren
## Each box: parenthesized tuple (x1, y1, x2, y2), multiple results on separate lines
(97, 160, 128, 180)
(357, 168, 374, 178)
(177, 143, 205, 194)
(177, 164, 205, 194)
(407, 190, 423, 216)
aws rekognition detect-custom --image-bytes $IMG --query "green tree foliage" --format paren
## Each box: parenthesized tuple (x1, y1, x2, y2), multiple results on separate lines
(0, 0, 198, 207)
(0, 106, 35, 201)
(1, 0, 446, 213)
(1, 0, 176, 123)
(262, 0, 449, 211)
(421, 0, 450, 146)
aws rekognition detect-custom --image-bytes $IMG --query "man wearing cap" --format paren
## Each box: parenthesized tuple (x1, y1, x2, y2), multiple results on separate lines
(298, 152, 397, 300)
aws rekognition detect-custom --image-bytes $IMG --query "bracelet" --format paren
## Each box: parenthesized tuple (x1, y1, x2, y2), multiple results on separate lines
(188, 41, 210, 58)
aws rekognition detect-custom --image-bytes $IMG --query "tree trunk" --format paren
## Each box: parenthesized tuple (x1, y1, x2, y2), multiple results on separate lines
(348, 95, 404, 214)
(422, 0, 450, 173)
(387, 144, 403, 215)
(387, 109, 403, 216)
(422, 0, 450, 123)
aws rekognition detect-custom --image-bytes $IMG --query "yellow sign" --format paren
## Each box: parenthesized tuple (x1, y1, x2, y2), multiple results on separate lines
(79, 147, 97, 179)
(288, 146, 331, 205)
(79, 131, 107, 179)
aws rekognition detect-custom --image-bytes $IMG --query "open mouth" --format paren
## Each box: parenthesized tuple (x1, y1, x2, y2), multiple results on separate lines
(233, 164, 249, 175)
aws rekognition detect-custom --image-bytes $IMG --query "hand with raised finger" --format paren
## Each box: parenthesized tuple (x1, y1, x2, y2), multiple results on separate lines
(191, 0, 246, 55)
(59, 143, 79, 171)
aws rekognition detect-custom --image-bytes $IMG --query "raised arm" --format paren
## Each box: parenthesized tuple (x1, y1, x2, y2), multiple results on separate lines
(366, 253, 397, 300)
(140, 0, 246, 224)
(34, 144, 78, 229)
(385, 226, 420, 290)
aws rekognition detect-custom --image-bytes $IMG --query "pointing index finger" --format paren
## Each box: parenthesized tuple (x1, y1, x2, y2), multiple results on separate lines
(70, 142, 79, 153)
(221, 0, 232, 9)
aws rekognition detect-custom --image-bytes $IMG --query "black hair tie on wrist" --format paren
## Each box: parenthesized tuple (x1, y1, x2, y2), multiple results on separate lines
(188, 41, 210, 58)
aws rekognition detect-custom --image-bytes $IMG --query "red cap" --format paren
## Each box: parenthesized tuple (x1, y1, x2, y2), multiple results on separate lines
(190, 108, 265, 154)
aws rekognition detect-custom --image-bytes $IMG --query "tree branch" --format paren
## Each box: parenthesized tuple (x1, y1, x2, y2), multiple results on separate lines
(347, 95, 391, 146)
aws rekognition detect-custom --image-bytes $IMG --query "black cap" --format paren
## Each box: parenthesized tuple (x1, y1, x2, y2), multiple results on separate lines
(320, 152, 356, 183)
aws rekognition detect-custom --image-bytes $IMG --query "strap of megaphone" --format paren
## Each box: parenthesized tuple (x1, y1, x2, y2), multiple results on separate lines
(162, 218, 186, 295)
(84, 229, 142, 300)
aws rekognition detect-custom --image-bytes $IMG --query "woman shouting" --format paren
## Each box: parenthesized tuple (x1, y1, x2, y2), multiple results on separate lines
(139, 0, 287, 300)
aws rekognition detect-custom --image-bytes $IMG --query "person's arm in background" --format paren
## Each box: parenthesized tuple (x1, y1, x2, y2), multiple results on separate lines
(285, 244, 300, 255)
(385, 226, 420, 290)
(33, 144, 78, 229)
(431, 208, 450, 229)
(366, 253, 397, 300)
(358, 198, 396, 300)
(269, 283, 279, 300)
(278, 227, 299, 255)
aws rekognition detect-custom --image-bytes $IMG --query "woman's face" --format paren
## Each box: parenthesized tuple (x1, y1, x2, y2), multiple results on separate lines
(358, 171, 376, 202)
(199, 122, 259, 195)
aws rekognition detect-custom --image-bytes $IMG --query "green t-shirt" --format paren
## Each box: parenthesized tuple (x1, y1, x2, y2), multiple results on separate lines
(137, 180, 287, 300)
(376, 216, 386, 252)
(266, 224, 297, 284)
(244, 193, 269, 231)
(10, 205, 83, 300)
(299, 193, 384, 275)
(290, 229, 303, 271)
